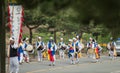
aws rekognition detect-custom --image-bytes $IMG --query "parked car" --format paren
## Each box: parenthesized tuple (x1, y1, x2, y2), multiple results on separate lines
(115, 40, 120, 56)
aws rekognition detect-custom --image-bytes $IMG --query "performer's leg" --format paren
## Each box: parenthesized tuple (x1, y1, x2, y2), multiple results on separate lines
(49, 61, 53, 66)
(10, 57, 14, 73)
(70, 57, 73, 64)
(62, 51, 65, 59)
(22, 51, 25, 62)
(92, 53, 95, 60)
(20, 53, 23, 63)
(13, 57, 19, 73)
(59, 50, 62, 59)
(52, 61, 55, 66)
(49, 60, 53, 66)
(87, 49, 91, 58)
(87, 53, 90, 58)
(18, 53, 20, 63)
(113, 50, 117, 60)
(109, 50, 113, 59)
(23, 51, 27, 62)
(76, 53, 79, 63)
(108, 50, 111, 57)
(72, 53, 75, 64)
(26, 52, 29, 62)
(110, 51, 114, 59)
(40, 51, 43, 61)
(37, 50, 40, 61)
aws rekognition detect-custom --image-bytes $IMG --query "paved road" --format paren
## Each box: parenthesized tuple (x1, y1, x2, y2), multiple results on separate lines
(19, 56, 120, 73)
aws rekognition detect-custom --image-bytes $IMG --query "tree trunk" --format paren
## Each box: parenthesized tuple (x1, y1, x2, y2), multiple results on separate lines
(54, 30, 57, 43)
(0, 0, 6, 73)
(79, 31, 83, 40)
(26, 25, 39, 44)
(29, 28, 33, 44)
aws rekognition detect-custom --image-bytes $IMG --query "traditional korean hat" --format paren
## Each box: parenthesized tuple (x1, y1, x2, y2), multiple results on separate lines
(69, 39, 73, 42)
(38, 37, 41, 39)
(50, 37, 53, 39)
(9, 37, 14, 41)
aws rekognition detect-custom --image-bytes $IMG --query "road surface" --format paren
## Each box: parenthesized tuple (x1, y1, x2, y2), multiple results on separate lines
(18, 56, 120, 73)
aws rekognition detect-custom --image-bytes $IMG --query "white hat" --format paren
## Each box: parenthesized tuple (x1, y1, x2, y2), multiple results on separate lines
(73, 37, 77, 40)
(60, 38, 63, 40)
(69, 39, 73, 42)
(76, 36, 79, 38)
(89, 37, 92, 40)
(110, 37, 113, 40)
(38, 37, 41, 39)
(26, 38, 29, 41)
(50, 37, 53, 39)
(9, 37, 14, 41)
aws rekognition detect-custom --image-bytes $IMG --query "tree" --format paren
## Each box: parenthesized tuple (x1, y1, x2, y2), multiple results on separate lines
(24, 10, 47, 44)
(71, 0, 120, 38)
(17, 0, 120, 39)
(0, 0, 6, 73)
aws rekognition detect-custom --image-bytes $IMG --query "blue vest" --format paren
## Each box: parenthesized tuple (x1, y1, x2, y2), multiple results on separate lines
(72, 42, 79, 47)
(48, 41, 55, 51)
(37, 41, 43, 46)
(24, 43, 27, 48)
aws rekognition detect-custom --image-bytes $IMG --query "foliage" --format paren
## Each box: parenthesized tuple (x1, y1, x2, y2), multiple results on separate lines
(16, 0, 120, 41)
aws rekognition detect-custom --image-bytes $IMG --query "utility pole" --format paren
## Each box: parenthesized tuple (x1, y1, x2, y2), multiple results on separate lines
(0, 0, 6, 73)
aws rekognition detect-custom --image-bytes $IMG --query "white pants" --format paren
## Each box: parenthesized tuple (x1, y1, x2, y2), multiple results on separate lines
(69, 53, 75, 64)
(37, 50, 43, 61)
(59, 50, 65, 59)
(19, 53, 24, 63)
(24, 51, 29, 62)
(109, 50, 115, 59)
(10, 56, 19, 73)
(75, 53, 80, 63)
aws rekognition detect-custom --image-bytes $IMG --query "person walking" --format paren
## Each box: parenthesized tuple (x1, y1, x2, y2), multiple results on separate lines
(58, 38, 66, 59)
(36, 37, 45, 62)
(7, 37, 19, 73)
(47, 37, 57, 66)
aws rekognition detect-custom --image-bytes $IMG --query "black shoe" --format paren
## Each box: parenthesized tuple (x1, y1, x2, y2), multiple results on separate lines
(49, 64, 51, 66)
(53, 64, 55, 66)
(19, 62, 22, 65)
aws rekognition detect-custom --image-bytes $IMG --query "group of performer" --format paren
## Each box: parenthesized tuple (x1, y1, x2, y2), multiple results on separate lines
(7, 36, 117, 73)
(86, 37, 103, 62)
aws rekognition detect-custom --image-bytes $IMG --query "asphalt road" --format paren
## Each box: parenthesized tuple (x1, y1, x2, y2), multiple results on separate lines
(19, 56, 120, 73)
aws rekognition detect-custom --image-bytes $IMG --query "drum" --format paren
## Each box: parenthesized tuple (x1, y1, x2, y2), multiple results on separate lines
(26, 44, 33, 51)
(87, 48, 94, 54)
(82, 44, 84, 49)
(61, 46, 66, 50)
(26, 44, 34, 54)
(110, 46, 114, 51)
(75, 47, 79, 52)
(113, 48, 117, 57)
(37, 45, 44, 50)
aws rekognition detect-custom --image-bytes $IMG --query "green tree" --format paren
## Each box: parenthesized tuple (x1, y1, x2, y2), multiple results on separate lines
(17, 0, 120, 39)
(24, 10, 47, 44)
(72, 0, 120, 38)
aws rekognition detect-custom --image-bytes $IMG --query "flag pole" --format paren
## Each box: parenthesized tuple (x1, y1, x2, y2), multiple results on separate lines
(7, 0, 15, 73)
(7, 0, 10, 72)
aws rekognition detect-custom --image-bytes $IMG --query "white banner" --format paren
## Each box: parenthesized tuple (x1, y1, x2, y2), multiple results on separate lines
(9, 5, 23, 45)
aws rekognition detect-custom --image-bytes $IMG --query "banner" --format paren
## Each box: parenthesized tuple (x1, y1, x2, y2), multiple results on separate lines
(8, 5, 23, 45)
